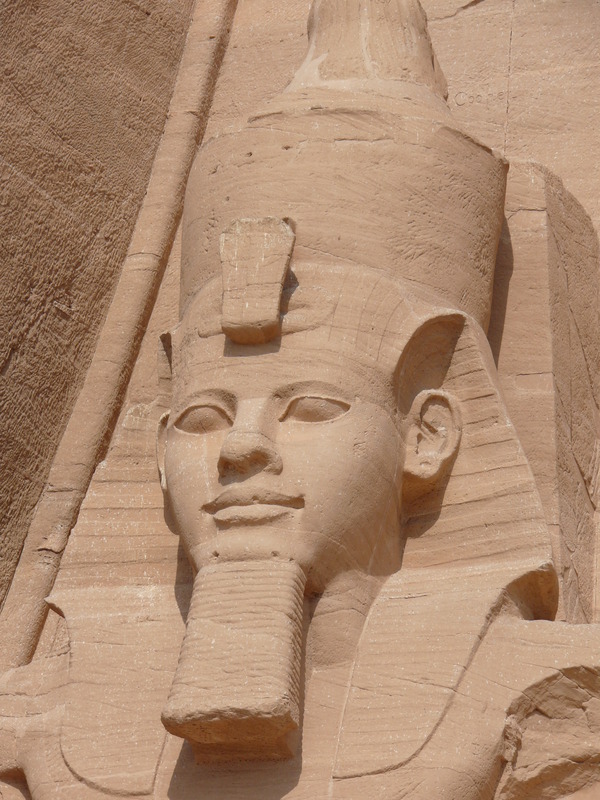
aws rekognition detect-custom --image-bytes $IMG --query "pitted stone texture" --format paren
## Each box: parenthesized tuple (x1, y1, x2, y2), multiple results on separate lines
(0, 0, 194, 606)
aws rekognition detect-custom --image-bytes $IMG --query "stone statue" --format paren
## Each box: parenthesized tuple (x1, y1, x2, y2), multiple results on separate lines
(2, 1, 600, 798)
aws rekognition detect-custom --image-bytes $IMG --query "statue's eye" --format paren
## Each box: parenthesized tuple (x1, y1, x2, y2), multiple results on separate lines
(281, 396, 350, 423)
(174, 405, 232, 434)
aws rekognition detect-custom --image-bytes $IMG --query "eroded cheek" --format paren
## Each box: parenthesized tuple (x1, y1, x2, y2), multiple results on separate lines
(166, 439, 218, 520)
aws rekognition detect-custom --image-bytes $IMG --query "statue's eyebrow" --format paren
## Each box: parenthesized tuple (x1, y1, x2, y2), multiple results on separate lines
(273, 380, 352, 403)
(172, 387, 237, 416)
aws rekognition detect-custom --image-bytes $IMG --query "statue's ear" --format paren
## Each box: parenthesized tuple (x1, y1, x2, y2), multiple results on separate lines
(157, 331, 172, 410)
(402, 389, 461, 499)
(394, 313, 464, 502)
(156, 411, 169, 492)
(156, 331, 172, 492)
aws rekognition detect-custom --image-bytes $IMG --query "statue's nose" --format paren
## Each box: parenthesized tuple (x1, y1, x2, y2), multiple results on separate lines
(218, 430, 283, 478)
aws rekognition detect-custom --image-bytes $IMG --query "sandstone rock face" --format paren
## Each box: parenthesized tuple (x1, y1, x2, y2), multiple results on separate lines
(0, 0, 195, 608)
(1, 2, 600, 799)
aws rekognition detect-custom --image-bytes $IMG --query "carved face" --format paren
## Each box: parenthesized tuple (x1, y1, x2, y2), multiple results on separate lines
(158, 285, 462, 754)
(160, 331, 405, 594)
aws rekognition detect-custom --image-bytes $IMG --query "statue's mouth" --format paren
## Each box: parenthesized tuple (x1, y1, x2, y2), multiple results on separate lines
(203, 488, 305, 525)
(204, 488, 305, 512)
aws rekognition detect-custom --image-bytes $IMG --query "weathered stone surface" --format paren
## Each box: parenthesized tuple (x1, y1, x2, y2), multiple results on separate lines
(1, 1, 600, 799)
(0, 0, 194, 607)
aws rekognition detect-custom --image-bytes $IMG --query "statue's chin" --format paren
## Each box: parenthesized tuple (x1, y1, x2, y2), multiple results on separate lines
(186, 524, 366, 596)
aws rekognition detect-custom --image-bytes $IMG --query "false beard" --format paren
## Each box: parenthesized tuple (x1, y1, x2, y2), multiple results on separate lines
(161, 558, 306, 762)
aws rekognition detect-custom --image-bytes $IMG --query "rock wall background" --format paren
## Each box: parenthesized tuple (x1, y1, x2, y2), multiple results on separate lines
(0, 0, 194, 604)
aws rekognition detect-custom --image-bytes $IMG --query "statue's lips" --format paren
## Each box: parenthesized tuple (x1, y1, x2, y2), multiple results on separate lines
(203, 489, 305, 525)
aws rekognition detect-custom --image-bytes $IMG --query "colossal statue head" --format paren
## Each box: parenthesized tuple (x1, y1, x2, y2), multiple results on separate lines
(154, 0, 554, 767)
(159, 248, 468, 593)
(158, 0, 507, 578)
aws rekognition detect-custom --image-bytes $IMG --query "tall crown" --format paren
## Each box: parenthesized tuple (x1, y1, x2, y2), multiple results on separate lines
(181, 0, 507, 331)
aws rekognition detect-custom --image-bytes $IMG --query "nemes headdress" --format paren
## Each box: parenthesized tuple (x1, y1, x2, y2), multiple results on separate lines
(181, 0, 508, 337)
